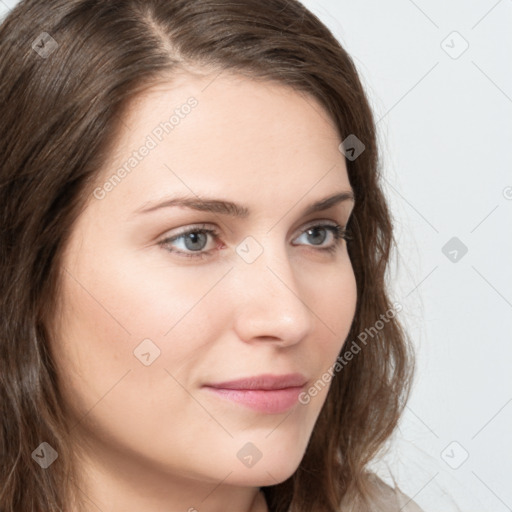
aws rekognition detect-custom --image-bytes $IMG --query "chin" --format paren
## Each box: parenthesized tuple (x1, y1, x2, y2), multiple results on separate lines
(225, 446, 305, 487)
(227, 467, 298, 488)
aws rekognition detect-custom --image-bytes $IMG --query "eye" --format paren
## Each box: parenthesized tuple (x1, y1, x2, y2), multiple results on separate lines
(292, 223, 349, 254)
(159, 224, 220, 259)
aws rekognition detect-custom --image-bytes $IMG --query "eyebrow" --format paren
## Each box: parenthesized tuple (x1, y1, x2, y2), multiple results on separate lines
(135, 190, 355, 218)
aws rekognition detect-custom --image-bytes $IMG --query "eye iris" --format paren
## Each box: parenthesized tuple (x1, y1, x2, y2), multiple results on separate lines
(306, 227, 327, 245)
(184, 232, 208, 251)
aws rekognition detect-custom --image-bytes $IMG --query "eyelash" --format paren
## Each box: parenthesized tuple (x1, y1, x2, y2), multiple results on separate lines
(159, 222, 351, 260)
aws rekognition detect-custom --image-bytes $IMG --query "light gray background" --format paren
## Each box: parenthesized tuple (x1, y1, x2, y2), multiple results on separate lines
(2, 1, 511, 510)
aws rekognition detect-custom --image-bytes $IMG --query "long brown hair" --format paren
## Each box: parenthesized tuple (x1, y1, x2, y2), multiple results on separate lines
(0, 1, 414, 510)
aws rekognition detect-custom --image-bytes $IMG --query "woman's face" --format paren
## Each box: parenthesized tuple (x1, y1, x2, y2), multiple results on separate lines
(52, 71, 357, 505)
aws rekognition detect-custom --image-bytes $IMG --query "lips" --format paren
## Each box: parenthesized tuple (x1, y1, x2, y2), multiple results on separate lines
(202, 373, 307, 414)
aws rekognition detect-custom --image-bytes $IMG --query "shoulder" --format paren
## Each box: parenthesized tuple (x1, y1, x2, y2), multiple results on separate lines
(364, 473, 425, 512)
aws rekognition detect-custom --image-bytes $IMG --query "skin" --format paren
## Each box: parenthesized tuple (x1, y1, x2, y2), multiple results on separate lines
(51, 70, 357, 512)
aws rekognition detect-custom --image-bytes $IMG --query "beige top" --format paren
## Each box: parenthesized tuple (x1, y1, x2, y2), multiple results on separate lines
(256, 475, 426, 512)
(361, 475, 426, 512)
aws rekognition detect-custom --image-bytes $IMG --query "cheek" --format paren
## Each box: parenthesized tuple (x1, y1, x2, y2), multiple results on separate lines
(308, 255, 357, 345)
(300, 259, 357, 402)
(50, 267, 221, 475)
(56, 237, 229, 350)
(50, 247, 234, 438)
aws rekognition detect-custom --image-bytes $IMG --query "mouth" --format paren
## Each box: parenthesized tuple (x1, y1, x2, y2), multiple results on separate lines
(202, 373, 307, 414)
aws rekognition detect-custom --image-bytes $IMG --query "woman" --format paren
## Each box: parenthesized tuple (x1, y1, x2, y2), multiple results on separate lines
(0, 0, 421, 510)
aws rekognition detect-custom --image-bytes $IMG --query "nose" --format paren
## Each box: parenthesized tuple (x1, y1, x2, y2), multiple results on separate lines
(231, 242, 314, 347)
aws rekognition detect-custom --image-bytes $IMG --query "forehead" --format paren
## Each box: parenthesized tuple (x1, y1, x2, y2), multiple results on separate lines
(93, 72, 350, 211)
